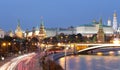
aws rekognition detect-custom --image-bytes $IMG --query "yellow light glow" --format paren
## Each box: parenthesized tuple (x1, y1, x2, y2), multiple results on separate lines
(70, 44, 74, 48)
(8, 42, 11, 46)
(97, 52, 103, 56)
(109, 51, 115, 56)
(41, 44, 45, 47)
(113, 38, 120, 44)
(57, 43, 61, 46)
(2, 43, 6, 46)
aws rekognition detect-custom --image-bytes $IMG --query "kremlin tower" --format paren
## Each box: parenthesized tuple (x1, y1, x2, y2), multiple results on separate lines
(112, 11, 118, 32)
(38, 19, 46, 41)
(97, 18, 105, 43)
(15, 20, 23, 38)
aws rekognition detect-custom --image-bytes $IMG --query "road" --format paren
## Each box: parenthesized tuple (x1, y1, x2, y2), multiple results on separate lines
(0, 52, 40, 70)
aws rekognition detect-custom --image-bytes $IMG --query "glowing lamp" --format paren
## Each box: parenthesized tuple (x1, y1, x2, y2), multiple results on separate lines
(113, 38, 120, 44)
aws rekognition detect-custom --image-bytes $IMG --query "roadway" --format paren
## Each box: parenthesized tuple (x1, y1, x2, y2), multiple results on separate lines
(0, 52, 41, 70)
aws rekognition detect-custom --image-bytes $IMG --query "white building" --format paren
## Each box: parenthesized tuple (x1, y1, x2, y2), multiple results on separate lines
(107, 18, 112, 26)
(46, 28, 57, 37)
(75, 22, 114, 36)
(26, 27, 75, 37)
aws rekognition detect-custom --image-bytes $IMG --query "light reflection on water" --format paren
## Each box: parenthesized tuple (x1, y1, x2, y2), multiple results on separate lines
(58, 55, 120, 70)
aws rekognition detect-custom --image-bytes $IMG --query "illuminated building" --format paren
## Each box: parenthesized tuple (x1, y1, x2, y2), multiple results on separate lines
(0, 29, 5, 38)
(15, 20, 23, 38)
(107, 18, 112, 26)
(75, 20, 113, 37)
(97, 19, 105, 43)
(38, 20, 47, 41)
(113, 11, 118, 32)
(8, 30, 14, 37)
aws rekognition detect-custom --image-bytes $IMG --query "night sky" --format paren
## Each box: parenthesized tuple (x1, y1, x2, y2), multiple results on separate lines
(0, 0, 120, 31)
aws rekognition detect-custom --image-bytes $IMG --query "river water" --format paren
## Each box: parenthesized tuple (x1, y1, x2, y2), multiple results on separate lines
(58, 55, 120, 70)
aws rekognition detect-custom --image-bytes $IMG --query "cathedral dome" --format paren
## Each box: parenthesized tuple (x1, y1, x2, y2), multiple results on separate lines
(113, 12, 117, 17)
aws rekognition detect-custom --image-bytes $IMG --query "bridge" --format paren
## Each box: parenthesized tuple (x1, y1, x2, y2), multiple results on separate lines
(77, 44, 120, 54)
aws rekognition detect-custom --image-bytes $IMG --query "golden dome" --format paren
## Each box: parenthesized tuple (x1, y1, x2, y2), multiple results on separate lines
(113, 12, 117, 17)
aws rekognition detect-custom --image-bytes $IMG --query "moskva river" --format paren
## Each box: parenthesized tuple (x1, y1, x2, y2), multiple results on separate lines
(58, 55, 120, 70)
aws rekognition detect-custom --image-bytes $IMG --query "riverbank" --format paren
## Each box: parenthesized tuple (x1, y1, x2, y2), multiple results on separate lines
(39, 52, 64, 70)
(40, 57, 63, 70)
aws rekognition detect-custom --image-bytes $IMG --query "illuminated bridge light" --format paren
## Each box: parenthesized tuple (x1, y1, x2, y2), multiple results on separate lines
(113, 38, 120, 44)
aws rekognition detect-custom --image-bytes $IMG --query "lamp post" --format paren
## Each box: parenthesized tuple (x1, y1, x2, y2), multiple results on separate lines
(2, 42, 6, 57)
(2, 42, 11, 57)
(1, 56, 5, 60)
(64, 45, 69, 70)
(19, 42, 22, 55)
(75, 36, 78, 43)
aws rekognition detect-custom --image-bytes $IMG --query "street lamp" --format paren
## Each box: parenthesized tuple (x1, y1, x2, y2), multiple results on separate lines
(1, 42, 11, 57)
(75, 36, 78, 43)
(1, 56, 5, 60)
(2, 42, 6, 47)
(57, 43, 61, 47)
(64, 45, 69, 70)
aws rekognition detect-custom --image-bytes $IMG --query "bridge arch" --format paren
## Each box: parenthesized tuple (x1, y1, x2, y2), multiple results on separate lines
(77, 44, 120, 54)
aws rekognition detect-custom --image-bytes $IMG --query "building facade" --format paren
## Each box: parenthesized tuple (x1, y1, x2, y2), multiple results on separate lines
(75, 21, 113, 37)
(0, 29, 5, 38)
(15, 20, 23, 38)
(97, 19, 105, 43)
(113, 12, 118, 32)
(12, 12, 119, 38)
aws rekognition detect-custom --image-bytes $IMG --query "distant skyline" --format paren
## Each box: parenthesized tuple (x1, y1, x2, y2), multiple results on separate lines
(0, 0, 120, 31)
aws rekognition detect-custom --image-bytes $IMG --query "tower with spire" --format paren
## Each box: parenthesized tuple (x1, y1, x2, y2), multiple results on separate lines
(97, 18, 105, 43)
(32, 27, 36, 37)
(9, 29, 14, 37)
(38, 18, 46, 41)
(112, 11, 118, 32)
(15, 20, 23, 38)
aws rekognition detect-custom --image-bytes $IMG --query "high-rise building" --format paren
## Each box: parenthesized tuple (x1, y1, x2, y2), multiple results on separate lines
(112, 11, 118, 32)
(97, 19, 105, 43)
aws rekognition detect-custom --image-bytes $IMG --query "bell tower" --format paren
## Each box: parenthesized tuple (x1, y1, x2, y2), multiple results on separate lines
(113, 11, 118, 32)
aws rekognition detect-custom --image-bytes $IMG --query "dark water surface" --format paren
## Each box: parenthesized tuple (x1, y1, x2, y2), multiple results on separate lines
(58, 55, 120, 70)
